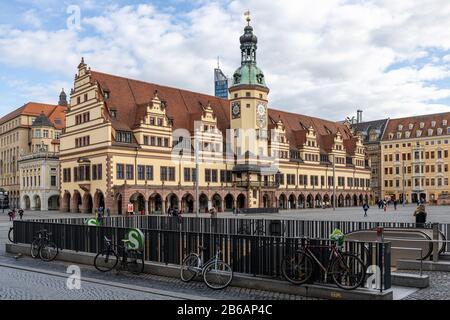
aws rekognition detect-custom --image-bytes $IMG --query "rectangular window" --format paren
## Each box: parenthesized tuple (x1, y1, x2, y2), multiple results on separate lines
(160, 167, 168, 181)
(275, 173, 284, 185)
(146, 166, 154, 180)
(138, 165, 145, 180)
(92, 164, 97, 180)
(51, 176, 57, 187)
(116, 131, 132, 143)
(211, 169, 218, 183)
(205, 169, 211, 182)
(126, 165, 134, 180)
(144, 136, 149, 145)
(168, 167, 175, 181)
(184, 168, 191, 182)
(97, 164, 102, 180)
(287, 174, 296, 185)
(116, 164, 124, 180)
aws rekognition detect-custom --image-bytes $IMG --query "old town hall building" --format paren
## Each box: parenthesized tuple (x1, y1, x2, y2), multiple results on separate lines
(59, 17, 371, 215)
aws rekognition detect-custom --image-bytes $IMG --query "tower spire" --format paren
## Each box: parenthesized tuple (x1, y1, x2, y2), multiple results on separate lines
(244, 10, 251, 26)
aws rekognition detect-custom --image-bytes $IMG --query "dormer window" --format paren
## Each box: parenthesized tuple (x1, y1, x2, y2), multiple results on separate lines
(419, 122, 424, 129)
(409, 123, 413, 130)
(431, 121, 436, 127)
(437, 128, 443, 135)
(428, 129, 433, 136)
(416, 130, 422, 137)
(110, 110, 117, 119)
(443, 120, 448, 126)
(55, 119, 61, 125)
(397, 132, 402, 139)
(398, 124, 403, 131)
(103, 91, 110, 100)
(405, 131, 411, 138)
(116, 131, 132, 143)
(388, 133, 394, 140)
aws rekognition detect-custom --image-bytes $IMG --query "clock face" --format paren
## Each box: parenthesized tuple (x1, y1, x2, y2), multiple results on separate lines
(256, 103, 266, 128)
(257, 103, 266, 116)
(231, 101, 241, 119)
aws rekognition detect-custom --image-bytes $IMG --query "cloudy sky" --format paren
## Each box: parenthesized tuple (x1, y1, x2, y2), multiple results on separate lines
(1, 0, 450, 121)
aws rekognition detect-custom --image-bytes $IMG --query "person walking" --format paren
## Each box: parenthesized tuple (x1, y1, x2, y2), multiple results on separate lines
(18, 209, 24, 220)
(97, 209, 104, 226)
(383, 200, 387, 213)
(8, 211, 13, 221)
(362, 203, 369, 217)
(393, 200, 397, 211)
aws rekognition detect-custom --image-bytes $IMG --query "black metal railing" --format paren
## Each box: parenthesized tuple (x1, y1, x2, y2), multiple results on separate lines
(12, 219, 391, 290)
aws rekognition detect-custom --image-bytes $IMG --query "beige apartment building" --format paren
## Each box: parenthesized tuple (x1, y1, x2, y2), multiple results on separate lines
(0, 95, 66, 209)
(19, 111, 65, 211)
(380, 113, 450, 204)
(59, 18, 372, 215)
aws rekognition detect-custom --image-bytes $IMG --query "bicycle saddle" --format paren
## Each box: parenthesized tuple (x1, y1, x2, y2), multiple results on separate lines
(104, 236, 111, 242)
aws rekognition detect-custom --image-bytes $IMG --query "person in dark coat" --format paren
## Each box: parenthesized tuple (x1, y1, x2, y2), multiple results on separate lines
(414, 204, 427, 227)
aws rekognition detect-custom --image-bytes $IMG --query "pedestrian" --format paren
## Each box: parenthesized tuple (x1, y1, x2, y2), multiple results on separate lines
(383, 200, 387, 213)
(414, 204, 427, 228)
(106, 208, 110, 217)
(97, 209, 104, 225)
(18, 209, 24, 220)
(7, 211, 12, 221)
(12, 208, 16, 220)
(393, 200, 397, 211)
(363, 203, 369, 217)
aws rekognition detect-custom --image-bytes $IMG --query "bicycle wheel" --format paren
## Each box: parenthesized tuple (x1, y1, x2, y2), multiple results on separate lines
(31, 240, 40, 259)
(8, 227, 15, 243)
(39, 242, 59, 262)
(180, 253, 200, 282)
(126, 250, 145, 275)
(281, 250, 314, 285)
(330, 253, 366, 290)
(203, 260, 233, 290)
(94, 250, 118, 272)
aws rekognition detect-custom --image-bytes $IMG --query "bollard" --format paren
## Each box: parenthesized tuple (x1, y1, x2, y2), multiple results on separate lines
(432, 223, 439, 263)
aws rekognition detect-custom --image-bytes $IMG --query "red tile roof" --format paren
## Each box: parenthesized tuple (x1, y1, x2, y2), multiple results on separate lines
(0, 102, 66, 129)
(89, 71, 356, 155)
(382, 112, 450, 141)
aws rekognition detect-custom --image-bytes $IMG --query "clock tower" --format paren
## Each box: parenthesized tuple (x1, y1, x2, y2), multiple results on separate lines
(229, 12, 270, 160)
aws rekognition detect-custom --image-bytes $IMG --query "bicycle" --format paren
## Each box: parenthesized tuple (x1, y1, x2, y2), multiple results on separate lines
(8, 227, 15, 243)
(281, 237, 366, 290)
(94, 236, 144, 275)
(180, 245, 233, 290)
(31, 229, 59, 262)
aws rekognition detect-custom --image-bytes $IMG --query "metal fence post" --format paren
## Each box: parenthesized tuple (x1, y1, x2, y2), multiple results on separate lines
(432, 223, 439, 263)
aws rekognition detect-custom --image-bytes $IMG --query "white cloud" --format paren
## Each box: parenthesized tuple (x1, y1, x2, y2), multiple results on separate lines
(1, 0, 450, 121)
(22, 9, 42, 28)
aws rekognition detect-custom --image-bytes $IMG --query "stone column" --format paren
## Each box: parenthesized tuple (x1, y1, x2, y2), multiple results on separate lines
(145, 201, 149, 215)
(162, 200, 166, 215)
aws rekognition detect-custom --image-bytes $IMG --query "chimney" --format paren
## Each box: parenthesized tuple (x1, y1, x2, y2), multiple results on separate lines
(357, 110, 363, 123)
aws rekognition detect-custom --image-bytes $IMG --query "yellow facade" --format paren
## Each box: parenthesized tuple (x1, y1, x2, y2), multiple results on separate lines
(381, 134, 450, 204)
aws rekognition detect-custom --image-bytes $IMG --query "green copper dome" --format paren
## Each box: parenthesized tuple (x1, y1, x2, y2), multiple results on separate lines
(230, 19, 268, 89)
(231, 64, 267, 88)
